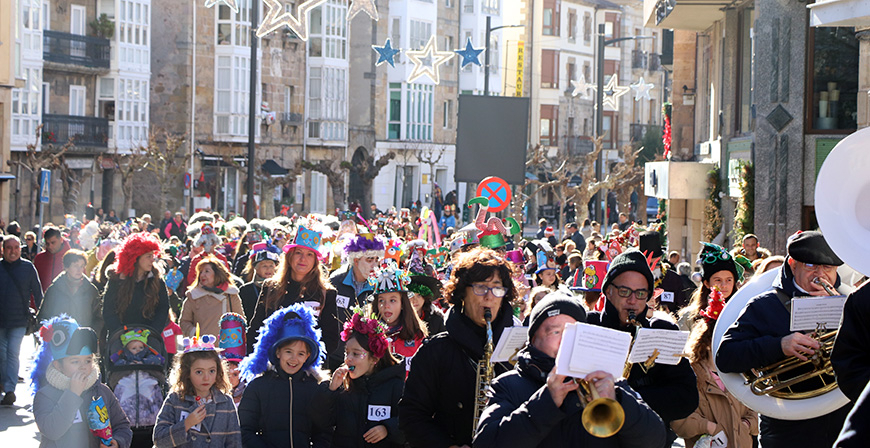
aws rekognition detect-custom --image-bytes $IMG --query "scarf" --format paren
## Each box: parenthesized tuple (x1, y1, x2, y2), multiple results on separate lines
(45, 363, 99, 392)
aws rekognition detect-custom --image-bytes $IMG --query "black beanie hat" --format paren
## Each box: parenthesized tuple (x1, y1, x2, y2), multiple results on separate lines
(786, 231, 843, 266)
(699, 243, 740, 283)
(528, 291, 586, 342)
(601, 250, 654, 296)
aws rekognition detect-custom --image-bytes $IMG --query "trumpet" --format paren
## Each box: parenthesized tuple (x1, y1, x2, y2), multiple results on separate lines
(575, 378, 625, 438)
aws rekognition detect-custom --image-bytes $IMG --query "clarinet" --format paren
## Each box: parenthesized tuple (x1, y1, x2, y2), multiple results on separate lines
(472, 308, 494, 437)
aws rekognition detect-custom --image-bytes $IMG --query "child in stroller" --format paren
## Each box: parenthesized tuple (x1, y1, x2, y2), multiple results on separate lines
(111, 329, 165, 366)
(106, 326, 168, 432)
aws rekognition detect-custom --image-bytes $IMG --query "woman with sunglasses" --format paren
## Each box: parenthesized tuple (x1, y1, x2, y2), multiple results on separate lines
(677, 243, 745, 331)
(399, 247, 518, 448)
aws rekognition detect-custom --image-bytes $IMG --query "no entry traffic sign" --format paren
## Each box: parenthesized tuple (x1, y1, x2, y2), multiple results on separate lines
(476, 176, 512, 213)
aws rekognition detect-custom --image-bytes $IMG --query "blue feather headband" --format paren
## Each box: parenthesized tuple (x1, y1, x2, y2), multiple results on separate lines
(239, 303, 325, 382)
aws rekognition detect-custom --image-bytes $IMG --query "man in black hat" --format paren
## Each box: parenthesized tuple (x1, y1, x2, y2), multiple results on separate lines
(585, 249, 698, 448)
(716, 230, 852, 448)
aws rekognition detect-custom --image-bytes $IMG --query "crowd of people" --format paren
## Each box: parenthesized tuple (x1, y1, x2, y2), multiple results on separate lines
(0, 196, 867, 448)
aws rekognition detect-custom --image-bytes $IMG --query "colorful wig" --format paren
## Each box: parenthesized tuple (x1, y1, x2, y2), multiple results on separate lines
(114, 232, 161, 277)
(238, 304, 325, 382)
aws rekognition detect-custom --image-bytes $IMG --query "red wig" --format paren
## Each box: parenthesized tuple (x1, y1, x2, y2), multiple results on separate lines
(115, 233, 161, 277)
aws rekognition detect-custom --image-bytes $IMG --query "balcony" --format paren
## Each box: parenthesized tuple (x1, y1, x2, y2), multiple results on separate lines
(630, 123, 662, 143)
(43, 30, 111, 73)
(643, 0, 724, 31)
(42, 114, 109, 148)
(632, 50, 648, 70)
(648, 53, 662, 71)
(281, 112, 303, 125)
(566, 136, 594, 156)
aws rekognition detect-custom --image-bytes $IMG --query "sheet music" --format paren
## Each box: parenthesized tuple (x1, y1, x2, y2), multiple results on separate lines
(789, 295, 847, 332)
(554, 323, 632, 379)
(492, 327, 528, 363)
(627, 328, 690, 366)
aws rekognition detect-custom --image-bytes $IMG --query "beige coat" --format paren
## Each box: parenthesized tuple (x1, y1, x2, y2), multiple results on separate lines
(180, 285, 244, 338)
(671, 359, 759, 448)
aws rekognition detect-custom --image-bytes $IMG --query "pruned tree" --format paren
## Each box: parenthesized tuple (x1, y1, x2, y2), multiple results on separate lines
(340, 150, 395, 213)
(140, 130, 188, 214)
(302, 159, 347, 211)
(56, 154, 92, 216)
(6, 125, 70, 227)
(522, 144, 580, 238)
(111, 145, 149, 218)
(415, 145, 446, 183)
(611, 145, 645, 221)
(216, 145, 304, 219)
(570, 138, 644, 225)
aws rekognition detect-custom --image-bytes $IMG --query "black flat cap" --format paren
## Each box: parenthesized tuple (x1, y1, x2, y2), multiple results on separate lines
(786, 231, 843, 266)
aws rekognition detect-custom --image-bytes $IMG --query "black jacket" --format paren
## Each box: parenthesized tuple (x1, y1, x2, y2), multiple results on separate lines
(835, 378, 870, 448)
(474, 345, 666, 448)
(399, 304, 514, 448)
(239, 280, 262, 320)
(421, 304, 446, 336)
(717, 263, 851, 448)
(38, 272, 102, 332)
(832, 281, 870, 402)
(238, 368, 334, 448)
(328, 265, 376, 370)
(586, 300, 698, 426)
(0, 258, 43, 328)
(332, 362, 407, 448)
(101, 273, 170, 337)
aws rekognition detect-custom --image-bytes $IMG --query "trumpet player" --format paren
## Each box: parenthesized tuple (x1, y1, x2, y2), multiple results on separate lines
(717, 230, 853, 448)
(474, 292, 666, 447)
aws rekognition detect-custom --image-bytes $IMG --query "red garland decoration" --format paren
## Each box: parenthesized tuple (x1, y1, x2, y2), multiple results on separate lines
(662, 113, 672, 160)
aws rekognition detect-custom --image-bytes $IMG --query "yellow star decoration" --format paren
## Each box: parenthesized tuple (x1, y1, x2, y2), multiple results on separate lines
(405, 36, 455, 84)
(204, 0, 238, 13)
(601, 74, 630, 111)
(257, 0, 327, 41)
(347, 0, 378, 21)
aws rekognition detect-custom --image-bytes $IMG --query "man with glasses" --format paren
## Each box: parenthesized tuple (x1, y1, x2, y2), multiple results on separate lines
(586, 250, 698, 448)
(717, 231, 852, 448)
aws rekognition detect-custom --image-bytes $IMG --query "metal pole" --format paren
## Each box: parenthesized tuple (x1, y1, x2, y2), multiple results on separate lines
(484, 15, 491, 96)
(245, 3, 259, 221)
(190, 0, 197, 214)
(595, 23, 605, 223)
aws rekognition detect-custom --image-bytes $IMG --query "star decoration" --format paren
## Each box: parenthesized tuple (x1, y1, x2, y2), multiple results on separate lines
(570, 75, 593, 99)
(347, 0, 378, 21)
(453, 37, 485, 68)
(630, 77, 655, 101)
(204, 0, 238, 13)
(405, 35, 455, 84)
(372, 38, 401, 67)
(601, 75, 630, 111)
(257, 0, 327, 41)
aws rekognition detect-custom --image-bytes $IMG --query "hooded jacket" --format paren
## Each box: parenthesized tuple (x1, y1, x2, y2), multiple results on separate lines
(473, 345, 666, 448)
(33, 379, 133, 448)
(332, 362, 407, 448)
(153, 388, 242, 448)
(398, 304, 514, 448)
(179, 284, 244, 338)
(237, 368, 334, 448)
(33, 239, 71, 293)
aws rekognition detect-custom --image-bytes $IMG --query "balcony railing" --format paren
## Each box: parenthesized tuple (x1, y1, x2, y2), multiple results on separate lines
(280, 112, 303, 125)
(632, 50, 648, 70)
(630, 123, 662, 143)
(42, 114, 110, 148)
(43, 30, 111, 69)
(649, 53, 662, 71)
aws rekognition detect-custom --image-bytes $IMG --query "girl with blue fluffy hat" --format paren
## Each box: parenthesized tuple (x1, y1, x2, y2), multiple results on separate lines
(31, 315, 133, 448)
(237, 303, 335, 447)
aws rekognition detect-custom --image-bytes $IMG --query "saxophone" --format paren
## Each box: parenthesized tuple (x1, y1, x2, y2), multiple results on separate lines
(622, 310, 643, 379)
(472, 308, 494, 437)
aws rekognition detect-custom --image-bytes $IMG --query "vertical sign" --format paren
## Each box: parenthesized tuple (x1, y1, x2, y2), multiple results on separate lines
(39, 169, 51, 203)
(515, 41, 524, 97)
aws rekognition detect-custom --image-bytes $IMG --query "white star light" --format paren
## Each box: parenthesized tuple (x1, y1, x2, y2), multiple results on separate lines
(602, 75, 630, 111)
(347, 0, 378, 20)
(257, 0, 327, 41)
(570, 75, 593, 99)
(630, 77, 655, 101)
(405, 36, 455, 84)
(204, 0, 238, 13)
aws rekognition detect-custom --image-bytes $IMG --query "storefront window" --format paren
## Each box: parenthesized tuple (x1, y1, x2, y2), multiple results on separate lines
(809, 27, 859, 131)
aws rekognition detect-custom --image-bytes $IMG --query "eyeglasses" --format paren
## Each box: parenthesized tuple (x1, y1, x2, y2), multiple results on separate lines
(471, 283, 507, 298)
(609, 284, 649, 300)
(702, 251, 731, 264)
(344, 350, 369, 360)
(25, 237, 34, 241)
(799, 262, 838, 274)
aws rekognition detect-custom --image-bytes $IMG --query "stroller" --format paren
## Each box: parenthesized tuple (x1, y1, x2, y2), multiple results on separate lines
(105, 325, 167, 439)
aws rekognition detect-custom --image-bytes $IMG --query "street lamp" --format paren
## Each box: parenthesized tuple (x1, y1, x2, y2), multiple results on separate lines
(594, 23, 652, 223)
(484, 16, 524, 96)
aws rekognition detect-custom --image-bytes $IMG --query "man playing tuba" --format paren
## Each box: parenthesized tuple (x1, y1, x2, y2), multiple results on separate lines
(716, 230, 853, 448)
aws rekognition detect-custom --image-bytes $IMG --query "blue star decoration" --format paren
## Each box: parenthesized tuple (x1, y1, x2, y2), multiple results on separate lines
(454, 37, 485, 68)
(373, 38, 401, 67)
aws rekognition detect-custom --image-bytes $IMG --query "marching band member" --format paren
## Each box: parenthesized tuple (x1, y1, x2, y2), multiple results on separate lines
(716, 230, 852, 448)
(831, 281, 870, 402)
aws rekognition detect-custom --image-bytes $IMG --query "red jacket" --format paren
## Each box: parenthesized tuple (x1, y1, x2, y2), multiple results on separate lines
(32, 240, 70, 293)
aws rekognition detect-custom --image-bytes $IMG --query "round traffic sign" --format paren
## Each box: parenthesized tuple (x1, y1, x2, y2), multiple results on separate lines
(476, 176, 512, 213)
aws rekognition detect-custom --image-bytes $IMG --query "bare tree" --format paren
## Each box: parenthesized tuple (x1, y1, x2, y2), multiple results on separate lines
(6, 125, 69, 227)
(111, 145, 149, 218)
(523, 145, 579, 238)
(570, 139, 644, 225)
(415, 145, 446, 183)
(140, 130, 189, 214)
(215, 145, 304, 219)
(341, 150, 395, 213)
(56, 154, 92, 216)
(302, 159, 347, 211)
(611, 145, 645, 221)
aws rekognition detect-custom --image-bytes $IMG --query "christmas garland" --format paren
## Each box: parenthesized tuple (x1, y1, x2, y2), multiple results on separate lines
(733, 162, 754, 240)
(662, 103, 672, 159)
(704, 166, 724, 241)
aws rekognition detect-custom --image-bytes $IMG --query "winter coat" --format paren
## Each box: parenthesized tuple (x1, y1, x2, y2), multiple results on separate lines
(38, 272, 103, 334)
(398, 305, 515, 448)
(332, 362, 406, 448)
(179, 285, 245, 338)
(237, 368, 334, 448)
(716, 262, 852, 448)
(186, 252, 230, 288)
(832, 281, 870, 402)
(33, 240, 71, 292)
(102, 272, 171, 337)
(164, 219, 187, 241)
(22, 242, 39, 261)
(328, 265, 376, 370)
(33, 381, 133, 448)
(421, 304, 446, 336)
(834, 378, 870, 448)
(474, 345, 666, 448)
(670, 359, 758, 448)
(0, 258, 43, 327)
(238, 280, 262, 320)
(153, 389, 242, 448)
(246, 280, 339, 365)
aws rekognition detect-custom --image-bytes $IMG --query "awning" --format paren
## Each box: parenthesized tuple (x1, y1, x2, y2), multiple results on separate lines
(261, 159, 289, 176)
(808, 0, 870, 27)
(0, 173, 16, 182)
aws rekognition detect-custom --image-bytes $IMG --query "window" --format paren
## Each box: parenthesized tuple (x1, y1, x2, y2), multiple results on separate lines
(410, 20, 432, 50)
(583, 12, 591, 44)
(541, 49, 559, 89)
(389, 83, 401, 139)
(118, 0, 151, 70)
(406, 83, 434, 141)
(737, 8, 754, 134)
(69, 85, 86, 138)
(42, 1, 49, 31)
(463, 0, 473, 13)
(443, 100, 453, 128)
(445, 36, 454, 66)
(284, 86, 293, 112)
(70, 5, 86, 57)
(540, 104, 558, 146)
(308, 66, 347, 141)
(604, 13, 620, 40)
(42, 82, 49, 114)
(488, 33, 498, 74)
(445, 0, 453, 7)
(567, 60, 576, 83)
(567, 9, 577, 43)
(217, 0, 251, 47)
(310, 172, 327, 214)
(215, 54, 251, 136)
(482, 0, 499, 15)
(116, 78, 149, 144)
(808, 27, 859, 132)
(20, 0, 42, 54)
(309, 0, 347, 60)
(12, 67, 41, 142)
(583, 62, 591, 82)
(542, 0, 560, 37)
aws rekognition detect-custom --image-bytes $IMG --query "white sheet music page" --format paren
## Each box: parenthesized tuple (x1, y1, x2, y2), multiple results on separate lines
(789, 295, 847, 332)
(554, 323, 632, 379)
(491, 327, 528, 363)
(627, 328, 690, 366)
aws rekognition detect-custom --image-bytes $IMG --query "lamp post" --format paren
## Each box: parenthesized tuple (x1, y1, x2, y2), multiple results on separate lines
(483, 16, 524, 96)
(594, 24, 652, 223)
(245, 3, 260, 221)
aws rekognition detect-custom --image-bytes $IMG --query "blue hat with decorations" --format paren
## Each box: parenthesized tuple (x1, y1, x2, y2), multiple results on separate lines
(283, 225, 322, 254)
(535, 245, 558, 274)
(239, 303, 325, 382)
(30, 315, 98, 394)
(369, 262, 411, 295)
